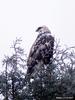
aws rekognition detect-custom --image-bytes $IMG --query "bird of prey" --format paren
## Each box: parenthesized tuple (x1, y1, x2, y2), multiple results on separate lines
(27, 25, 54, 74)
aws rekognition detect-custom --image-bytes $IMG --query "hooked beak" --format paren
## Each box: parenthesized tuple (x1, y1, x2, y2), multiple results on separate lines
(36, 27, 42, 32)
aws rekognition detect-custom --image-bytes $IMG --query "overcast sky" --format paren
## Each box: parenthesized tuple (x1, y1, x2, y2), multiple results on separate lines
(0, 0, 75, 68)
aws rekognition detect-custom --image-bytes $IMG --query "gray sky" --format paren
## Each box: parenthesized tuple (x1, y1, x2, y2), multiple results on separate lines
(0, 0, 75, 68)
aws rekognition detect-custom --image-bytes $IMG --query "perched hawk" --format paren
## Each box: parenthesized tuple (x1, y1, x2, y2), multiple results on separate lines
(27, 26, 54, 74)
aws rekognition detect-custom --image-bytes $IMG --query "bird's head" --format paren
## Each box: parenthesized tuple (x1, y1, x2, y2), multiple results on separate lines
(36, 25, 51, 34)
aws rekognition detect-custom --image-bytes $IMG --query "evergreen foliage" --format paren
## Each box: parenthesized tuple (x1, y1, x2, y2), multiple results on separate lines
(0, 38, 75, 100)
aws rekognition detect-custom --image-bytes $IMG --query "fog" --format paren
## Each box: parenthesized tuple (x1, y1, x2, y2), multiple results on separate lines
(0, 0, 75, 69)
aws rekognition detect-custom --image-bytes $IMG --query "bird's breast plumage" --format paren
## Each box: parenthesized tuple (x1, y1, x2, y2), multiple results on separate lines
(27, 32, 54, 67)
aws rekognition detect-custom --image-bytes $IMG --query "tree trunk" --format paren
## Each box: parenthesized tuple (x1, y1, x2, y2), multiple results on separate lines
(5, 62, 8, 100)
(11, 74, 15, 100)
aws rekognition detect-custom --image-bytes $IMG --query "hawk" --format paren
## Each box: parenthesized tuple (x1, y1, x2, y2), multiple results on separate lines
(27, 26, 54, 74)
